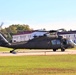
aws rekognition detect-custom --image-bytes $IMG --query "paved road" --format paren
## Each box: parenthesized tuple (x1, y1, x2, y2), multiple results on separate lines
(0, 49, 76, 56)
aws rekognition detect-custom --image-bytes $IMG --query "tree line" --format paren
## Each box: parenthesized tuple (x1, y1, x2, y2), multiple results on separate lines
(0, 24, 68, 41)
(1, 24, 33, 41)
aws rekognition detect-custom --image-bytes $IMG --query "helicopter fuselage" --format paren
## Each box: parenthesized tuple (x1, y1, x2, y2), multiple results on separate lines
(0, 33, 74, 53)
(5, 36, 74, 50)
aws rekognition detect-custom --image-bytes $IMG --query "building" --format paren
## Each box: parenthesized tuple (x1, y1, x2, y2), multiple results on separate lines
(58, 31, 76, 43)
(12, 30, 76, 43)
(12, 30, 47, 42)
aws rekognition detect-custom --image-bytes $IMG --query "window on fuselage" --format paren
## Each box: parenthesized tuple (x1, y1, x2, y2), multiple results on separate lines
(63, 39, 67, 45)
(57, 40, 61, 44)
(51, 39, 61, 45)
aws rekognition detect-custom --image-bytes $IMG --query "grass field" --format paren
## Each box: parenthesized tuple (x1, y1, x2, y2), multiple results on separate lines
(0, 47, 76, 75)
(0, 47, 11, 51)
(0, 55, 76, 75)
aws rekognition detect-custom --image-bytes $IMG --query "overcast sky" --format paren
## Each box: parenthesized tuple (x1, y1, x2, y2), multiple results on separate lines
(0, 0, 76, 30)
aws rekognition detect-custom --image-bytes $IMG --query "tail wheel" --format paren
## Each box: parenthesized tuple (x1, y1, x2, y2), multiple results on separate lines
(10, 51, 13, 53)
(10, 49, 16, 53)
(61, 48, 65, 52)
(53, 49, 56, 52)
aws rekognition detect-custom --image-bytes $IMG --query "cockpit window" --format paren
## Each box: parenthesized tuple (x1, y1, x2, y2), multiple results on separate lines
(51, 40, 60, 45)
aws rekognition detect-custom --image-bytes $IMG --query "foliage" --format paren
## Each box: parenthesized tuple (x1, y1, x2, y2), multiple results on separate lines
(1, 24, 32, 34)
(1, 24, 32, 41)
(0, 55, 76, 75)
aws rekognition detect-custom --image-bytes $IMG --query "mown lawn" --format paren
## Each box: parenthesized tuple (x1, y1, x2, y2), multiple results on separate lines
(0, 47, 11, 51)
(0, 55, 76, 75)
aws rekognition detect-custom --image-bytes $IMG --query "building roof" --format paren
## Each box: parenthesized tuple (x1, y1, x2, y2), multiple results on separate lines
(14, 30, 48, 35)
(13, 30, 76, 36)
(58, 31, 76, 35)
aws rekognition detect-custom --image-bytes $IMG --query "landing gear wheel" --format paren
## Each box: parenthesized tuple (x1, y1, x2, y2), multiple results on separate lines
(53, 49, 56, 52)
(61, 48, 65, 52)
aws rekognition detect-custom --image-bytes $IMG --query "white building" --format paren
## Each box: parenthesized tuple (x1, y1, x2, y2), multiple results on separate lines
(58, 31, 76, 43)
(12, 30, 76, 43)
(12, 30, 47, 42)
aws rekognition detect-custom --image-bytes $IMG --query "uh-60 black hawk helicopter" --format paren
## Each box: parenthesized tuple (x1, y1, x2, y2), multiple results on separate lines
(0, 29, 75, 53)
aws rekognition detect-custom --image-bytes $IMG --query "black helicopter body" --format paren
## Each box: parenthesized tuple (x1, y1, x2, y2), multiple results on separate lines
(0, 33, 75, 53)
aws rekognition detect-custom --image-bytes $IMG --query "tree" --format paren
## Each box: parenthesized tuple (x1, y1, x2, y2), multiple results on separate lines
(1, 24, 32, 41)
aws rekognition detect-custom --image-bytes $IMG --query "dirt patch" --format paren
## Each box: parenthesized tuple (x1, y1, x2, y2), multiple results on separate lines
(19, 68, 76, 75)
(34, 68, 76, 73)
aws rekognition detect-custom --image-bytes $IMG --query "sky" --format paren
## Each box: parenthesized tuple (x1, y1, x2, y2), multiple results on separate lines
(0, 0, 76, 30)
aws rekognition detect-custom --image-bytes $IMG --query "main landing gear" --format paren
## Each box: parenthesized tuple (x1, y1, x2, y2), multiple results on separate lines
(53, 49, 56, 52)
(61, 48, 65, 52)
(53, 48, 65, 52)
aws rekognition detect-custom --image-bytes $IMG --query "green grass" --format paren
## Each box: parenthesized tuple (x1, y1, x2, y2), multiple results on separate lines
(0, 47, 11, 51)
(0, 47, 76, 75)
(0, 55, 76, 75)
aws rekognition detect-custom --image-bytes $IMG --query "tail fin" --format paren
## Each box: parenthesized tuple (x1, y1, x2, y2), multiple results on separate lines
(0, 33, 11, 47)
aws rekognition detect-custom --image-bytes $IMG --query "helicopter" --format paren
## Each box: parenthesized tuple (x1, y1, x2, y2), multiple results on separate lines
(0, 28, 75, 53)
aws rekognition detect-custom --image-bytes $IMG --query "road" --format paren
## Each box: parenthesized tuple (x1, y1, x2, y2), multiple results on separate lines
(0, 49, 76, 56)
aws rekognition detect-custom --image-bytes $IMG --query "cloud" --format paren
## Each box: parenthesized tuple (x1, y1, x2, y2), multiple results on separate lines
(0, 19, 76, 31)
(0, 20, 27, 28)
(31, 21, 76, 30)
